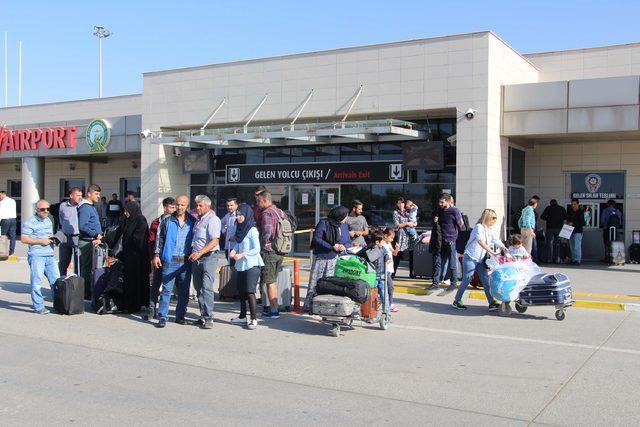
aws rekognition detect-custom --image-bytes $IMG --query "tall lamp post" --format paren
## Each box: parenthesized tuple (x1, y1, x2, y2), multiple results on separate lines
(92, 25, 112, 98)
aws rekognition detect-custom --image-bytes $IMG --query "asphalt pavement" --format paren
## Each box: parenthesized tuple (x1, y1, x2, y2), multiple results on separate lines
(1, 251, 639, 426)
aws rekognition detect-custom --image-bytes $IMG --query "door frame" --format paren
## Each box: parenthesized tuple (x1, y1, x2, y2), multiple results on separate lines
(290, 185, 341, 256)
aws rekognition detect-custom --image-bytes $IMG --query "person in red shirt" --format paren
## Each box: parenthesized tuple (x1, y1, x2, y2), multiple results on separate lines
(145, 197, 176, 320)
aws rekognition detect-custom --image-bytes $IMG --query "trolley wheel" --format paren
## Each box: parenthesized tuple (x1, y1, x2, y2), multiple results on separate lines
(515, 302, 527, 314)
(555, 310, 566, 321)
(498, 302, 512, 317)
(379, 313, 389, 330)
(331, 325, 341, 337)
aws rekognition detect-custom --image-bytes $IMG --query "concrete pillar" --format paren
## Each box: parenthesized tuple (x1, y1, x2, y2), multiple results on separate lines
(21, 157, 44, 220)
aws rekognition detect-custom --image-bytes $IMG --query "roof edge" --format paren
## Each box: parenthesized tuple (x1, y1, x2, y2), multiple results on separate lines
(524, 40, 640, 57)
(0, 93, 142, 112)
(143, 31, 493, 77)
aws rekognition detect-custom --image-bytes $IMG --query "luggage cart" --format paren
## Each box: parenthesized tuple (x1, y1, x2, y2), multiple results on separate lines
(513, 272, 572, 321)
(312, 251, 390, 337)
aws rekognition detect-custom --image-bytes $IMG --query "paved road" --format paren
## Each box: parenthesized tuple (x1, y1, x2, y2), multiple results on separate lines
(1, 259, 639, 425)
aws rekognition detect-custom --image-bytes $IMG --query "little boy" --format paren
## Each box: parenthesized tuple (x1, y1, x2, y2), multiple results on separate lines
(404, 199, 419, 239)
(508, 234, 529, 259)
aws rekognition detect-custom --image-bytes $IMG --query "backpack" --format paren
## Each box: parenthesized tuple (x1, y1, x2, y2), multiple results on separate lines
(283, 210, 298, 232)
(273, 208, 293, 255)
(606, 211, 621, 229)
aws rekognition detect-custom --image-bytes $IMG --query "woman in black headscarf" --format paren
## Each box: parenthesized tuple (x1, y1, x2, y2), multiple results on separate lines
(117, 201, 150, 313)
(302, 205, 352, 312)
(229, 203, 263, 329)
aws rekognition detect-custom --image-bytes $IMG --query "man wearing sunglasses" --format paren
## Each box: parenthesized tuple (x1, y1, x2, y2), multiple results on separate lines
(21, 200, 60, 314)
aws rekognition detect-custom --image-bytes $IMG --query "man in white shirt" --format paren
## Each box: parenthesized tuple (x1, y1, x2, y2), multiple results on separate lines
(0, 190, 18, 256)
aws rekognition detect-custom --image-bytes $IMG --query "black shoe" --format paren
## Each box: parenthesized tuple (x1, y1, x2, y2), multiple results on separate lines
(452, 301, 467, 310)
(193, 318, 205, 327)
(488, 302, 499, 311)
(157, 319, 166, 328)
(175, 318, 186, 325)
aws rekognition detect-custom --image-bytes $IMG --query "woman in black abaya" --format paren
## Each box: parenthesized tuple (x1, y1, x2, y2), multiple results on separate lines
(118, 201, 150, 313)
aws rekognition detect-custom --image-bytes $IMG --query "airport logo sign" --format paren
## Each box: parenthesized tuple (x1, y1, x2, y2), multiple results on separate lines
(86, 119, 111, 153)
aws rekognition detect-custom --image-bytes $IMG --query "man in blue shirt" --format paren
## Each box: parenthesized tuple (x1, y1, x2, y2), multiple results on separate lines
(153, 195, 195, 328)
(21, 200, 60, 314)
(518, 198, 537, 256)
(78, 184, 103, 300)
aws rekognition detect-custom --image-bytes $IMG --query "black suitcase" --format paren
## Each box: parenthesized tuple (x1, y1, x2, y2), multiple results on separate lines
(411, 243, 433, 279)
(315, 276, 371, 304)
(54, 275, 85, 315)
(518, 273, 572, 306)
(218, 265, 239, 299)
(629, 243, 640, 264)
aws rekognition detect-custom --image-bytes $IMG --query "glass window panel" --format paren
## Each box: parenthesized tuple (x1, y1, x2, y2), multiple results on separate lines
(290, 146, 316, 163)
(263, 147, 291, 164)
(314, 145, 340, 162)
(372, 142, 403, 160)
(340, 143, 372, 161)
(191, 174, 214, 185)
(8, 180, 21, 198)
(507, 186, 525, 231)
(509, 148, 525, 185)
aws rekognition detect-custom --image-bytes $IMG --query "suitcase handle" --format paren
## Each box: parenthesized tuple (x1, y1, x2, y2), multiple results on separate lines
(609, 227, 616, 242)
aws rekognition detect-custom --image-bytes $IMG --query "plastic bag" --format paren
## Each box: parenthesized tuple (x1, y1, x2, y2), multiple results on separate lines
(335, 255, 377, 287)
(489, 259, 541, 302)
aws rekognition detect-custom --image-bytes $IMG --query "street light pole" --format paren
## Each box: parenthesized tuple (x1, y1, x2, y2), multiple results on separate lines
(92, 25, 112, 98)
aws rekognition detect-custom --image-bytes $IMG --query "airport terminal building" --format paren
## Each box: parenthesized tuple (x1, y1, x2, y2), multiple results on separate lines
(2, 31, 639, 259)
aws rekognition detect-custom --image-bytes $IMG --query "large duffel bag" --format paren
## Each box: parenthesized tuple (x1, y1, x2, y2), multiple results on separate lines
(315, 276, 370, 304)
(312, 294, 358, 317)
(335, 256, 377, 287)
(54, 275, 85, 315)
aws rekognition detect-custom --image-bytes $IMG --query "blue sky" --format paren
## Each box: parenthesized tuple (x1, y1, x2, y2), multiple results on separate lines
(1, 0, 639, 106)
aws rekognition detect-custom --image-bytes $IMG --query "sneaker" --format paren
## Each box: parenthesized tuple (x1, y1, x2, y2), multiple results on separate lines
(488, 302, 499, 311)
(426, 284, 439, 291)
(35, 308, 50, 315)
(157, 319, 166, 328)
(247, 319, 258, 330)
(445, 284, 457, 293)
(390, 304, 399, 313)
(175, 318, 186, 325)
(262, 306, 270, 315)
(230, 317, 248, 325)
(443, 279, 451, 286)
(192, 318, 205, 327)
(263, 310, 280, 319)
(452, 301, 467, 310)
(203, 319, 214, 329)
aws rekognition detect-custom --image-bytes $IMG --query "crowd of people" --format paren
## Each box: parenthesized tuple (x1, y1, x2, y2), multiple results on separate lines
(7, 182, 625, 322)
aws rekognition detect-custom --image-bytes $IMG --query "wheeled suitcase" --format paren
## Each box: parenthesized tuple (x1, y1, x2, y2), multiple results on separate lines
(312, 294, 358, 317)
(608, 227, 625, 265)
(629, 243, 640, 264)
(218, 265, 239, 299)
(54, 275, 85, 315)
(315, 276, 371, 304)
(360, 286, 379, 319)
(92, 243, 108, 271)
(0, 235, 9, 260)
(261, 267, 293, 311)
(518, 273, 572, 306)
(411, 243, 433, 279)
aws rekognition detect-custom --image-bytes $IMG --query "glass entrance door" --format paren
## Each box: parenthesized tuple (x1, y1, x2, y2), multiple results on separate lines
(292, 186, 340, 254)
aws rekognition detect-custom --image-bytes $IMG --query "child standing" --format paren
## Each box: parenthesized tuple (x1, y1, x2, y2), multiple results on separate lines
(508, 234, 529, 260)
(382, 229, 399, 312)
(404, 199, 419, 239)
(369, 232, 391, 315)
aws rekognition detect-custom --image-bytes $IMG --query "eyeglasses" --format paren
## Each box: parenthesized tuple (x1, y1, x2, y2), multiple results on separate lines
(38, 208, 50, 212)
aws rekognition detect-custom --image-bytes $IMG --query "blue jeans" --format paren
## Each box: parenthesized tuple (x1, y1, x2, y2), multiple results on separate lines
(454, 253, 491, 303)
(28, 255, 60, 311)
(1, 218, 17, 255)
(570, 232, 583, 263)
(433, 241, 458, 286)
(157, 261, 192, 321)
(376, 280, 390, 313)
(192, 255, 217, 320)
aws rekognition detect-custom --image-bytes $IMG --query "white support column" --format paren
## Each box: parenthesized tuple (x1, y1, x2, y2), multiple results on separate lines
(21, 157, 44, 220)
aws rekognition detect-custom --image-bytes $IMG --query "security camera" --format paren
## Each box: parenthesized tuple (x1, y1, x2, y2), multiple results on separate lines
(173, 147, 182, 157)
(465, 108, 477, 119)
(141, 129, 152, 138)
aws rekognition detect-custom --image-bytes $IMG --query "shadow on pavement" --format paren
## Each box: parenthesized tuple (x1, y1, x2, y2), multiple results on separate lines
(393, 295, 548, 321)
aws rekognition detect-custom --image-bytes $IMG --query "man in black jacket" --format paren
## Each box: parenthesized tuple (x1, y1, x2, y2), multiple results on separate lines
(541, 199, 567, 263)
(566, 198, 586, 265)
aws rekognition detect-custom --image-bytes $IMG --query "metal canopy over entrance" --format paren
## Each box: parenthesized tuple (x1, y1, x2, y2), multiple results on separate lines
(147, 119, 428, 149)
